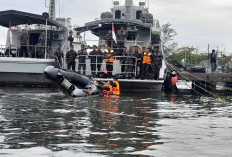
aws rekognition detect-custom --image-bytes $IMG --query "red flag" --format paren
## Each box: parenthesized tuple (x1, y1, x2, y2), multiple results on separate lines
(8, 27, 12, 44)
(112, 24, 117, 43)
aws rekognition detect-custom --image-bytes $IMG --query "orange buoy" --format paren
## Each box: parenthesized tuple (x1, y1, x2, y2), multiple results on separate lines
(171, 76, 178, 87)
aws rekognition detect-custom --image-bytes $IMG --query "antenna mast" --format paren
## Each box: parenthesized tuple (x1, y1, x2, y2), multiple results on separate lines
(49, 0, 56, 20)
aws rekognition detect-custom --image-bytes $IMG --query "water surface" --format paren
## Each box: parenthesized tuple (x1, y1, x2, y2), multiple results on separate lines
(0, 87, 231, 156)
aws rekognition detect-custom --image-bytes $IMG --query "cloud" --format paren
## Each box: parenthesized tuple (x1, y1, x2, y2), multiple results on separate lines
(0, 0, 232, 54)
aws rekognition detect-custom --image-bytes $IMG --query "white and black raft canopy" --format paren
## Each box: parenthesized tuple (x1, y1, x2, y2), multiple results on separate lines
(0, 10, 66, 29)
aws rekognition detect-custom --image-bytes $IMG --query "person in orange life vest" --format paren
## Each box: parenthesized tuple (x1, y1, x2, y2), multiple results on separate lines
(141, 48, 152, 79)
(91, 81, 113, 97)
(112, 78, 120, 95)
(101, 81, 113, 97)
(104, 46, 115, 78)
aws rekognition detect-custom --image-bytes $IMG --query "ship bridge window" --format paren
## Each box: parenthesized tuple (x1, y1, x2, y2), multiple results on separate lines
(136, 10, 142, 19)
(127, 31, 137, 41)
(115, 10, 121, 19)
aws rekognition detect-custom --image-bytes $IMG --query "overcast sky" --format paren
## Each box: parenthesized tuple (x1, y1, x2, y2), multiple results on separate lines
(0, 0, 232, 54)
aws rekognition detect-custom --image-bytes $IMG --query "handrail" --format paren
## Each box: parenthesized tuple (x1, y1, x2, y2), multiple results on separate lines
(0, 44, 57, 59)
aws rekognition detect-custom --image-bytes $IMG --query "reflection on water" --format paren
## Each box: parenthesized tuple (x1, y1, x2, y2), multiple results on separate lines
(0, 87, 231, 156)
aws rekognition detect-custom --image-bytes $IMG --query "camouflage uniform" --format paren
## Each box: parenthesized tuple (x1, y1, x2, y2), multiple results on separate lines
(67, 35, 74, 46)
(124, 50, 135, 78)
(105, 33, 114, 47)
(38, 34, 46, 58)
(19, 33, 29, 57)
(89, 50, 98, 76)
(116, 30, 126, 48)
(134, 51, 143, 77)
(66, 50, 77, 71)
(54, 49, 64, 68)
(96, 50, 104, 74)
(151, 51, 163, 80)
(77, 50, 88, 75)
(120, 51, 127, 73)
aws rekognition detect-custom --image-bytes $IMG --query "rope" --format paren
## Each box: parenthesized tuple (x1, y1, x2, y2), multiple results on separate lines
(166, 62, 230, 102)
(166, 62, 217, 90)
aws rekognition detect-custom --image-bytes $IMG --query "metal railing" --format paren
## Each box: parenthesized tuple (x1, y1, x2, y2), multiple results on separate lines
(61, 55, 139, 77)
(0, 44, 57, 59)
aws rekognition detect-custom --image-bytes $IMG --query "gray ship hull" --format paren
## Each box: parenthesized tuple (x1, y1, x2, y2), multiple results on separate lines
(0, 57, 53, 87)
(95, 78, 164, 92)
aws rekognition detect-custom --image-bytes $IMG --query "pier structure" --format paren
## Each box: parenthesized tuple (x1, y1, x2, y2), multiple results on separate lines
(179, 72, 232, 92)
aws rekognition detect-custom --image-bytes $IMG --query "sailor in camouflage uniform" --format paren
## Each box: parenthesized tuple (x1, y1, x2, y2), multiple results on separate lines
(54, 43, 64, 68)
(120, 47, 127, 74)
(116, 26, 127, 49)
(77, 45, 88, 75)
(151, 46, 163, 80)
(133, 45, 143, 78)
(38, 31, 46, 58)
(96, 46, 104, 75)
(124, 45, 135, 79)
(66, 45, 77, 71)
(89, 45, 98, 77)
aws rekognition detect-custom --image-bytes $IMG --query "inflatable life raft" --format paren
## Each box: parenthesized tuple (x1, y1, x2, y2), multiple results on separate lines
(44, 66, 98, 97)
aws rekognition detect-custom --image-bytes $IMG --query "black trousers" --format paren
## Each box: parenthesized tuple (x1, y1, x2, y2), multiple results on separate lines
(20, 44, 28, 57)
(78, 63, 86, 75)
(141, 64, 152, 79)
(55, 58, 62, 68)
(117, 42, 124, 48)
(124, 65, 133, 78)
(106, 62, 113, 78)
(145, 64, 152, 79)
(67, 61, 76, 71)
(91, 63, 97, 76)
(97, 64, 102, 72)
(151, 64, 160, 80)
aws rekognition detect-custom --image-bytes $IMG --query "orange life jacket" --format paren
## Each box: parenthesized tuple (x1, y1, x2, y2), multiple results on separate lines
(112, 81, 120, 95)
(105, 50, 115, 63)
(102, 84, 113, 97)
(142, 52, 152, 65)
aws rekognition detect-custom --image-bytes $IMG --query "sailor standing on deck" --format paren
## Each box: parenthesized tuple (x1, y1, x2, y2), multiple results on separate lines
(124, 45, 135, 79)
(120, 47, 127, 74)
(89, 45, 98, 77)
(116, 26, 127, 49)
(105, 30, 114, 48)
(96, 45, 104, 76)
(134, 45, 143, 78)
(67, 31, 74, 47)
(77, 45, 88, 75)
(38, 31, 46, 58)
(105, 46, 115, 78)
(18, 29, 29, 57)
(148, 43, 154, 53)
(151, 46, 163, 80)
(54, 43, 64, 68)
(66, 45, 77, 71)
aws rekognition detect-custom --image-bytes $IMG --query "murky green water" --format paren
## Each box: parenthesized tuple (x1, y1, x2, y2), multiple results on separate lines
(0, 87, 231, 157)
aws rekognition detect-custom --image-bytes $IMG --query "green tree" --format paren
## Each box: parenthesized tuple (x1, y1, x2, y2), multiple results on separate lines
(161, 23, 178, 56)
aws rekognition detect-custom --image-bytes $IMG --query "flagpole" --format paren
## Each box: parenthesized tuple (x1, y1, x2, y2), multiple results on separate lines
(9, 22, 11, 57)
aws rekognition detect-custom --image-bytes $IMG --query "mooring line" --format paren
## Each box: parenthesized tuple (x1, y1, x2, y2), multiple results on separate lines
(166, 62, 230, 102)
